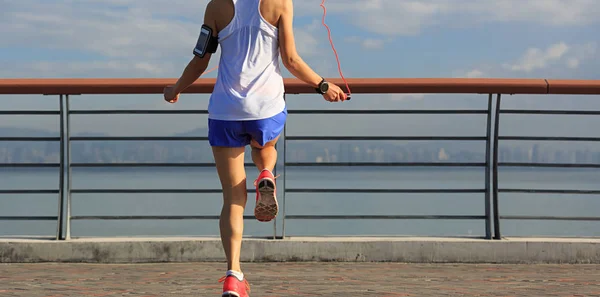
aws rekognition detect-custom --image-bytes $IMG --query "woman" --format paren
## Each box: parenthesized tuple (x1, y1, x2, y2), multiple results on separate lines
(164, 0, 348, 296)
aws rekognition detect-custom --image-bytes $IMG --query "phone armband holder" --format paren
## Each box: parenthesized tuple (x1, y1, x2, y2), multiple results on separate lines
(193, 24, 218, 58)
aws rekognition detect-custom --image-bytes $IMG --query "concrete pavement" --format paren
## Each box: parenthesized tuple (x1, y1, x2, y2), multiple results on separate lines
(2, 237, 600, 264)
(1, 262, 599, 296)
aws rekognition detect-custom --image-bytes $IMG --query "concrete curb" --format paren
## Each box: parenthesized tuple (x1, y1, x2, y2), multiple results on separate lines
(1, 237, 599, 264)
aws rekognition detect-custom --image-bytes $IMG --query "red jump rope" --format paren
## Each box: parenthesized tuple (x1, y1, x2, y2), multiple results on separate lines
(319, 0, 351, 99)
(201, 0, 352, 98)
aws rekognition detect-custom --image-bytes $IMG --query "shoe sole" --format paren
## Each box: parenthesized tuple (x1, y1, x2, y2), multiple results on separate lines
(254, 178, 278, 222)
(222, 292, 242, 297)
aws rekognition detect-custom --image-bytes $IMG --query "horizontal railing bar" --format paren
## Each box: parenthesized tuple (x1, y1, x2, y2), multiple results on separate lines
(0, 163, 60, 168)
(499, 162, 600, 168)
(0, 190, 59, 194)
(0, 137, 60, 141)
(70, 215, 256, 220)
(286, 136, 486, 141)
(70, 110, 208, 115)
(286, 189, 485, 193)
(56, 109, 600, 117)
(499, 136, 600, 142)
(0, 110, 60, 115)
(71, 189, 487, 194)
(69, 110, 488, 115)
(288, 109, 489, 114)
(0, 216, 58, 221)
(285, 162, 486, 167)
(501, 109, 600, 115)
(0, 78, 561, 95)
(284, 215, 486, 220)
(500, 216, 600, 221)
(70, 189, 255, 194)
(70, 136, 208, 141)
(70, 162, 256, 168)
(499, 189, 600, 194)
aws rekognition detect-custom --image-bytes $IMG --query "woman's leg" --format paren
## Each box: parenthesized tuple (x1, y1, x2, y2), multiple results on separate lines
(250, 136, 279, 172)
(212, 145, 247, 273)
(209, 119, 252, 296)
(246, 109, 287, 222)
(249, 108, 287, 173)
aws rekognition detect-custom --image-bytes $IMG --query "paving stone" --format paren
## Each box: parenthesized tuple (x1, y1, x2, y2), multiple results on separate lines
(0, 262, 599, 296)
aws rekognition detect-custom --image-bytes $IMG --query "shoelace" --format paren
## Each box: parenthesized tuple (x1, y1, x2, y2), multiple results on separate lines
(218, 275, 251, 292)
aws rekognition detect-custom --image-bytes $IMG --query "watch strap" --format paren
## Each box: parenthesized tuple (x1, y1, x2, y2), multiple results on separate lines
(315, 78, 326, 94)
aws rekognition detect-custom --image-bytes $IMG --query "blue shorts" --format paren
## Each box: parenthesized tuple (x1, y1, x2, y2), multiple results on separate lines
(208, 108, 287, 147)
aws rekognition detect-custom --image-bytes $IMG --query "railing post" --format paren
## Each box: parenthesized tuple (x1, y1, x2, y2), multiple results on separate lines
(272, 142, 278, 240)
(484, 94, 493, 239)
(65, 94, 72, 240)
(56, 95, 65, 240)
(492, 94, 502, 240)
(281, 94, 287, 239)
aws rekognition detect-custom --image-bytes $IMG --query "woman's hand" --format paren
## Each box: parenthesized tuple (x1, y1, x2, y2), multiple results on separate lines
(322, 83, 348, 102)
(163, 85, 180, 103)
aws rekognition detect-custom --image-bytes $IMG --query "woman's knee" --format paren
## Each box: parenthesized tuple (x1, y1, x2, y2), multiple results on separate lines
(212, 146, 247, 194)
(251, 135, 280, 149)
(222, 182, 248, 204)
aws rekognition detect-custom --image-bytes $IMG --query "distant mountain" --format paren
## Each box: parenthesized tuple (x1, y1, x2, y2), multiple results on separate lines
(0, 126, 58, 137)
(0, 126, 110, 137)
(174, 127, 209, 137)
(0, 126, 598, 164)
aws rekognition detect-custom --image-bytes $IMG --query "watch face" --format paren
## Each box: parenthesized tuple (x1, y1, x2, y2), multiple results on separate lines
(320, 82, 329, 93)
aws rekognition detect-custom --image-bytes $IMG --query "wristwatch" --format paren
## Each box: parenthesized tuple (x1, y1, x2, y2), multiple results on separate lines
(315, 78, 329, 94)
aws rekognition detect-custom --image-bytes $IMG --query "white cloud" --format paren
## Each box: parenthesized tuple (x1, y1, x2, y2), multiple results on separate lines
(1, 1, 599, 80)
(0, 1, 207, 59)
(0, 0, 332, 78)
(464, 70, 484, 78)
(308, 0, 600, 36)
(5, 0, 590, 61)
(345, 36, 387, 50)
(0, 0, 217, 78)
(566, 58, 580, 69)
(503, 42, 570, 72)
(563, 42, 598, 70)
(503, 42, 597, 73)
(470, 0, 600, 26)
(450, 40, 598, 81)
(361, 39, 385, 50)
(0, 60, 178, 78)
(293, 20, 322, 57)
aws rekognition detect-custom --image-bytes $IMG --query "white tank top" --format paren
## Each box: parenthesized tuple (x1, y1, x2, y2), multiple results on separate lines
(208, 0, 286, 121)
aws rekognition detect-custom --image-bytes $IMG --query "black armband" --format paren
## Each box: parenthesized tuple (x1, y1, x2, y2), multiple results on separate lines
(193, 24, 219, 58)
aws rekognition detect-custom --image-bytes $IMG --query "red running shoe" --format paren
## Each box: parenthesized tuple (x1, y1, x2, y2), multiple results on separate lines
(253, 169, 279, 222)
(219, 275, 250, 297)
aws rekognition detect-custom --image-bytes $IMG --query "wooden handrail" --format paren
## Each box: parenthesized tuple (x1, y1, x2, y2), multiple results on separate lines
(0, 78, 599, 95)
(546, 79, 600, 95)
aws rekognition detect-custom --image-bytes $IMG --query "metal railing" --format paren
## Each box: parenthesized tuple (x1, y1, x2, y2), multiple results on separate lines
(0, 95, 65, 239)
(281, 101, 494, 239)
(0, 78, 599, 240)
(493, 94, 600, 239)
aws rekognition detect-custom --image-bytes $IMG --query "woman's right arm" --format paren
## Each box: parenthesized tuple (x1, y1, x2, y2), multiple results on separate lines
(278, 0, 347, 102)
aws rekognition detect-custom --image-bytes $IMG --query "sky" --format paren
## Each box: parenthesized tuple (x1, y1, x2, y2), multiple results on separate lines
(0, 0, 599, 140)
